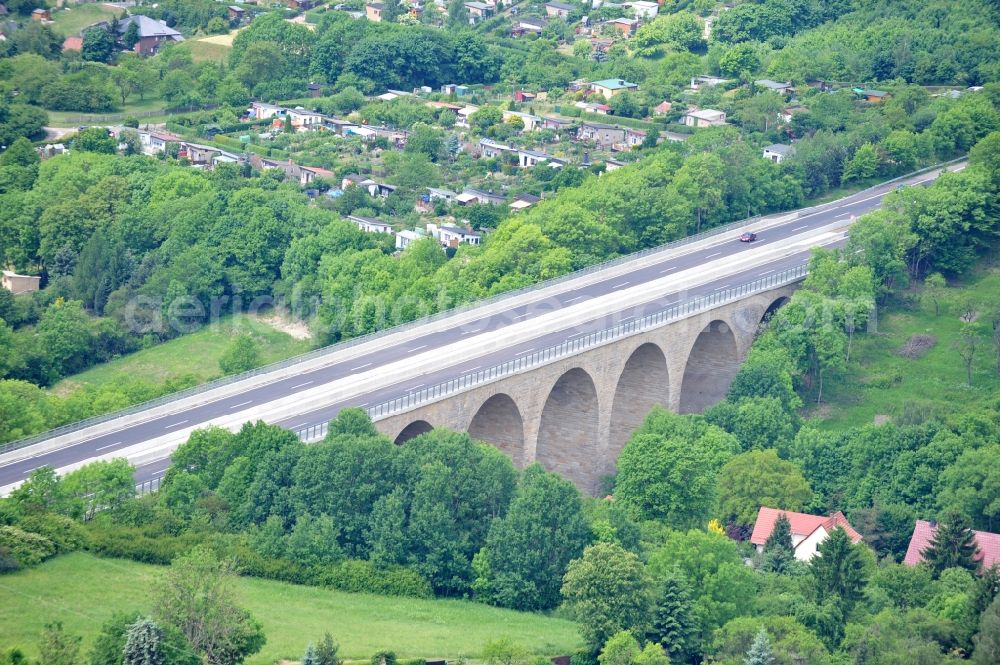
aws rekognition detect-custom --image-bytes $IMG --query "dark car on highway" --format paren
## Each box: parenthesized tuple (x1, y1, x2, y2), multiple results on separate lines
(739, 232, 758, 242)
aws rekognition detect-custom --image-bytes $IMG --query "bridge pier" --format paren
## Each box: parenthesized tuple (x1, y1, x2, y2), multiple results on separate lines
(375, 286, 796, 494)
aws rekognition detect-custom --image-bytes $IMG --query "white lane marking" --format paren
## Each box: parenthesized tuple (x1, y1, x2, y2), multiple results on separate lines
(659, 266, 677, 273)
(620, 315, 634, 321)
(351, 362, 372, 371)
(466, 365, 481, 372)
(460, 329, 480, 335)
(568, 331, 588, 338)
(22, 468, 34, 475)
(290, 380, 314, 390)
(408, 344, 427, 352)
(705, 252, 721, 259)
(513, 313, 529, 320)
(95, 442, 123, 452)
(835, 213, 850, 219)
(357, 402, 368, 407)
(229, 400, 252, 409)
(515, 347, 535, 356)
(164, 420, 188, 429)
(791, 225, 808, 231)
(409, 384, 425, 390)
(758, 269, 775, 275)
(564, 295, 583, 303)
(612, 281, 630, 289)
(714, 284, 729, 291)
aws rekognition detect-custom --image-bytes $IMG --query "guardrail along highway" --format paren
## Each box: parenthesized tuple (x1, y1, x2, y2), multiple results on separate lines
(0, 163, 963, 495)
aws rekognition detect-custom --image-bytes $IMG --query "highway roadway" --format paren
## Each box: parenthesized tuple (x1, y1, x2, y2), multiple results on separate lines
(0, 165, 958, 491)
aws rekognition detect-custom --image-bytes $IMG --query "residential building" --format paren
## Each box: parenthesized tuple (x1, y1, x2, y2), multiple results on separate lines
(366, 3, 384, 21)
(479, 138, 512, 158)
(502, 110, 543, 132)
(577, 122, 626, 147)
(605, 159, 626, 172)
(750, 507, 863, 562)
(514, 90, 537, 104)
(515, 17, 546, 33)
(62, 36, 83, 51)
(517, 149, 559, 168)
(349, 215, 394, 234)
(426, 187, 457, 202)
(683, 108, 727, 127)
(250, 102, 284, 121)
(903, 520, 1000, 570)
(115, 15, 184, 56)
(860, 89, 890, 103)
(630, 1, 658, 19)
(299, 165, 335, 186)
(1, 270, 40, 295)
(228, 6, 246, 21)
(755, 79, 793, 94)
(542, 116, 574, 131)
(439, 225, 482, 247)
(395, 229, 422, 250)
(342, 174, 376, 191)
(324, 117, 358, 135)
(763, 143, 793, 163)
(464, 1, 493, 22)
(136, 129, 183, 155)
(509, 192, 541, 211)
(607, 17, 637, 36)
(287, 107, 324, 130)
(780, 105, 808, 124)
(623, 127, 647, 148)
(690, 75, 729, 90)
(456, 105, 479, 128)
(31, 8, 50, 21)
(653, 101, 673, 116)
(456, 188, 505, 205)
(590, 78, 639, 100)
(544, 1, 574, 18)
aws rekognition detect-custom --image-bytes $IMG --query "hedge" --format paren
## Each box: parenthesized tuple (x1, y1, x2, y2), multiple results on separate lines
(0, 526, 56, 569)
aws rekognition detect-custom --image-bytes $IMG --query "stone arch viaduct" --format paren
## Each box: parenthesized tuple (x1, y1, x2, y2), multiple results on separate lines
(371, 286, 795, 494)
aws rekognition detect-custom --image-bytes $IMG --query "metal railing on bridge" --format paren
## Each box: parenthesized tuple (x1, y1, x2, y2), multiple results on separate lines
(295, 263, 809, 443)
(0, 159, 962, 455)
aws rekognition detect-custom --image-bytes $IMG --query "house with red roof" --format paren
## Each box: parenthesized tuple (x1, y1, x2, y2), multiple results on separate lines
(903, 520, 1000, 571)
(750, 507, 863, 561)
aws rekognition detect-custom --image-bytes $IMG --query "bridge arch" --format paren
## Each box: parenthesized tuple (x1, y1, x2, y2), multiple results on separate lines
(608, 343, 669, 471)
(468, 393, 525, 466)
(761, 296, 790, 323)
(679, 319, 739, 414)
(536, 367, 600, 492)
(394, 419, 433, 444)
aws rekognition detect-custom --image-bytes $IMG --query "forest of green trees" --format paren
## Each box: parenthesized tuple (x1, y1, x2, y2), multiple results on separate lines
(2, 1, 1000, 663)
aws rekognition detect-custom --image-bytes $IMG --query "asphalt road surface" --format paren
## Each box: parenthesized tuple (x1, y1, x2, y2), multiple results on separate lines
(0, 166, 957, 488)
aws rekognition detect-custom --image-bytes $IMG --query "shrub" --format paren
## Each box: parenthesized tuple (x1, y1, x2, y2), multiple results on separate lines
(0, 526, 56, 568)
(17, 514, 89, 552)
(84, 524, 204, 565)
(318, 559, 433, 598)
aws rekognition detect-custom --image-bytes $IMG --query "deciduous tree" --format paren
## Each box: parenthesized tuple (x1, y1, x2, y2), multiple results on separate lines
(561, 542, 651, 651)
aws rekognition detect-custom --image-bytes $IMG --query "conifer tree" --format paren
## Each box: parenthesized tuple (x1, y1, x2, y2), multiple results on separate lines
(123, 619, 165, 665)
(315, 633, 341, 665)
(761, 513, 795, 573)
(302, 643, 318, 665)
(922, 511, 980, 576)
(743, 628, 774, 665)
(647, 567, 699, 663)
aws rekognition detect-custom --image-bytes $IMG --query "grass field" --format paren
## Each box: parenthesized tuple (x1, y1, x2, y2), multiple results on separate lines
(808, 264, 1000, 431)
(183, 39, 233, 63)
(50, 4, 125, 37)
(0, 553, 582, 663)
(53, 314, 312, 395)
